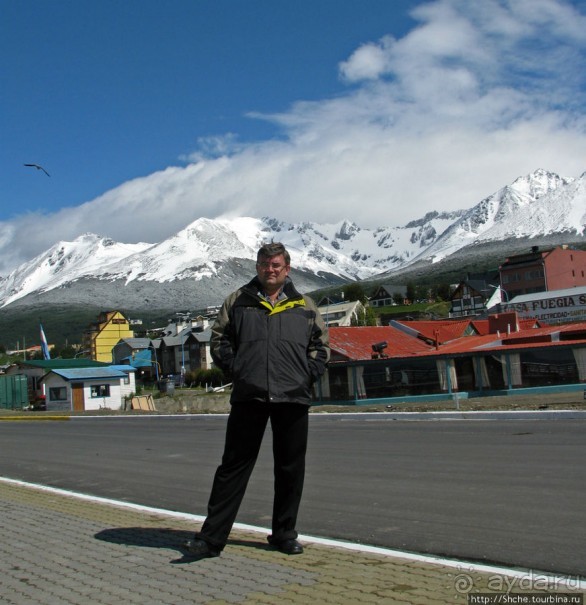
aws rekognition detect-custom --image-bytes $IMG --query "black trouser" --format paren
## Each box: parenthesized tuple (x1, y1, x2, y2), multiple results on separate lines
(196, 401, 309, 550)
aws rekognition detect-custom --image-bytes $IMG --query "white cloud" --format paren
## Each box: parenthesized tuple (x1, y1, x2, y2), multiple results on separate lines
(339, 36, 395, 82)
(1, 0, 586, 274)
(180, 133, 243, 163)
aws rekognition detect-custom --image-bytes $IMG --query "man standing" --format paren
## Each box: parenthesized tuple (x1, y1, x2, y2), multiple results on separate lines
(184, 242, 329, 558)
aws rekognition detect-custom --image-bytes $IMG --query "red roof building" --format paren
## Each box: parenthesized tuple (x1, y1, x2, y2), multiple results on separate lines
(320, 314, 586, 404)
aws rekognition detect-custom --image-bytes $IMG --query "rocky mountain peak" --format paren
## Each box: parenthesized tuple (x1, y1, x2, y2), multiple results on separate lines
(1, 169, 585, 310)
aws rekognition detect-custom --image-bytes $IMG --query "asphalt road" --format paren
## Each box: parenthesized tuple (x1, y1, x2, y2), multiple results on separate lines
(1, 414, 584, 576)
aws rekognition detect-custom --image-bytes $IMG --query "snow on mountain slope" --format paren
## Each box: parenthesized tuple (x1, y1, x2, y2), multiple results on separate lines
(255, 214, 461, 278)
(416, 169, 582, 263)
(0, 169, 584, 309)
(95, 217, 258, 283)
(0, 213, 459, 307)
(0, 235, 152, 307)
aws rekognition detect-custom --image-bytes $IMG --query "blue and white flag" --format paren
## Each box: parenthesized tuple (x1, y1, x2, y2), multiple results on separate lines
(40, 324, 51, 360)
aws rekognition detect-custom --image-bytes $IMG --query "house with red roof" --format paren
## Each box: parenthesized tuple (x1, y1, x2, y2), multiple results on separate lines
(316, 313, 586, 405)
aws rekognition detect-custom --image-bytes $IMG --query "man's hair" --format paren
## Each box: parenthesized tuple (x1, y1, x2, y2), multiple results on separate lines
(257, 242, 290, 265)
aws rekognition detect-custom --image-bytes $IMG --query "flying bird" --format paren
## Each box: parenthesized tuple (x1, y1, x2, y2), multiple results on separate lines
(24, 163, 50, 177)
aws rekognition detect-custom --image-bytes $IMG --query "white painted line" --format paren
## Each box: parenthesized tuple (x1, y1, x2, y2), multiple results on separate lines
(0, 476, 203, 521)
(1, 476, 584, 590)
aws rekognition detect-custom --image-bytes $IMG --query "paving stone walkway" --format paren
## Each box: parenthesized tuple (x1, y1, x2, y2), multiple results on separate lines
(1, 480, 583, 604)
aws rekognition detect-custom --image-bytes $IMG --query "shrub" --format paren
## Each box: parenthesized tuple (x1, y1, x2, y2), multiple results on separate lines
(185, 368, 226, 388)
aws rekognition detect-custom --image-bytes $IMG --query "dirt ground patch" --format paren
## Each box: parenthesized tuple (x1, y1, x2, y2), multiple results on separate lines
(312, 390, 586, 414)
(2, 388, 585, 417)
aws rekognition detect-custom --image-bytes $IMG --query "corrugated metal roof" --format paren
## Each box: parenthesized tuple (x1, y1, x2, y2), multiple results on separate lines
(127, 349, 155, 369)
(21, 359, 110, 369)
(412, 322, 586, 357)
(329, 320, 586, 362)
(392, 319, 473, 344)
(329, 326, 431, 361)
(109, 365, 136, 373)
(470, 318, 539, 336)
(43, 368, 127, 381)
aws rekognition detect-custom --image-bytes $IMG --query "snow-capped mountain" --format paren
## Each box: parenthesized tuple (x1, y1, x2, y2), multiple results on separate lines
(0, 169, 584, 310)
(419, 169, 584, 263)
(0, 215, 459, 308)
(0, 235, 152, 308)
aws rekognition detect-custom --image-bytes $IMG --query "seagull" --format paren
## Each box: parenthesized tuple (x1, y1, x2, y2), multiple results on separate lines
(24, 163, 50, 177)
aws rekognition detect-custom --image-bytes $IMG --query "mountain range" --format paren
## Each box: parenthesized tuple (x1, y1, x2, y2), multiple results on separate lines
(1, 168, 585, 314)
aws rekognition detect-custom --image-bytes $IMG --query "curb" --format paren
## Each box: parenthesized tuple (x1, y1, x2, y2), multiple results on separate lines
(0, 415, 71, 422)
(2, 410, 586, 422)
(379, 410, 586, 421)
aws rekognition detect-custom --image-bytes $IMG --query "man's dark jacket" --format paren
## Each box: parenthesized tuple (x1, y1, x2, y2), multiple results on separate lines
(210, 276, 330, 405)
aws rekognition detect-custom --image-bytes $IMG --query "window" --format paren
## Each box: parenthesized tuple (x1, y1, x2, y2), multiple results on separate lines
(91, 384, 111, 398)
(503, 273, 521, 284)
(49, 387, 67, 401)
(525, 269, 544, 280)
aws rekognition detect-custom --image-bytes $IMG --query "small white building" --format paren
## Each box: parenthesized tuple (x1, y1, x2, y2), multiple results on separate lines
(40, 367, 136, 412)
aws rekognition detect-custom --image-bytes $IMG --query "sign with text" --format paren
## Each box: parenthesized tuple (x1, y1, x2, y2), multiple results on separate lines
(504, 292, 586, 324)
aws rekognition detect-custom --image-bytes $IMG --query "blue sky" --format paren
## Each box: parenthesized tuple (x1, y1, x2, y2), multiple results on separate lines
(1, 0, 586, 274)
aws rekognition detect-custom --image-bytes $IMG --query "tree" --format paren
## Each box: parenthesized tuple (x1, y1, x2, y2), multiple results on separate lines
(392, 292, 404, 306)
(364, 306, 377, 326)
(57, 344, 77, 359)
(432, 283, 453, 301)
(351, 306, 378, 326)
(343, 283, 367, 304)
(406, 282, 416, 303)
(415, 284, 430, 302)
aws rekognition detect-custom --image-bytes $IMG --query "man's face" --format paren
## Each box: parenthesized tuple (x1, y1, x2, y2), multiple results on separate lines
(256, 253, 290, 293)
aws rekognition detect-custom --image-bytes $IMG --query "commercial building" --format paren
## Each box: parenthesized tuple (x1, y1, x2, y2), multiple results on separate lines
(315, 314, 586, 404)
(499, 245, 586, 299)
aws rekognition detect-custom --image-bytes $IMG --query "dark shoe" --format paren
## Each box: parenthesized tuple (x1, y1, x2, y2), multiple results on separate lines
(182, 538, 220, 558)
(269, 538, 304, 555)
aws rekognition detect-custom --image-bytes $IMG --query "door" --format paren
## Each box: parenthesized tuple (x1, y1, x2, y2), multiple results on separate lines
(72, 383, 84, 411)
